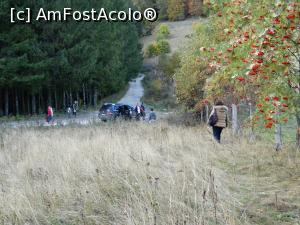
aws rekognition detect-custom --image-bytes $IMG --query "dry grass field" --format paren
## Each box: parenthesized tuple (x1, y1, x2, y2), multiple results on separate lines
(0, 122, 299, 225)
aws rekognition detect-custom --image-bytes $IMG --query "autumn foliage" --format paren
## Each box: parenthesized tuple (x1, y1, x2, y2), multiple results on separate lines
(179, 1, 299, 131)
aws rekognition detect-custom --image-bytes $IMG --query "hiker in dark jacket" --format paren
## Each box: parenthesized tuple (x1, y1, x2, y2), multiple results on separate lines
(141, 102, 146, 120)
(135, 103, 141, 121)
(72, 101, 78, 118)
(208, 100, 228, 143)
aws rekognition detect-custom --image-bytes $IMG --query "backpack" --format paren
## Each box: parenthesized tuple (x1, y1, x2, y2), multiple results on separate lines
(208, 109, 218, 127)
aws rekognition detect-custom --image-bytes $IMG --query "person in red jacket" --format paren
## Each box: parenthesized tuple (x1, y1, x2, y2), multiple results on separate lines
(47, 105, 54, 123)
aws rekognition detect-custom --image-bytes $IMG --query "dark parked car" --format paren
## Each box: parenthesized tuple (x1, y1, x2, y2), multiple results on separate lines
(117, 104, 136, 120)
(98, 103, 136, 121)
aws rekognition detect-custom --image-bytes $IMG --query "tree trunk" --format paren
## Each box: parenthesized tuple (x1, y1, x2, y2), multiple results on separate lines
(21, 91, 25, 115)
(82, 84, 86, 110)
(4, 88, 9, 116)
(232, 104, 239, 135)
(275, 123, 283, 151)
(15, 90, 19, 116)
(27, 94, 31, 115)
(89, 89, 93, 106)
(63, 90, 66, 109)
(70, 90, 73, 106)
(76, 92, 80, 103)
(48, 89, 52, 106)
(249, 102, 255, 141)
(274, 111, 283, 151)
(0, 90, 3, 116)
(54, 89, 58, 110)
(200, 108, 204, 123)
(93, 89, 98, 107)
(39, 92, 43, 114)
(31, 93, 36, 115)
(296, 114, 300, 149)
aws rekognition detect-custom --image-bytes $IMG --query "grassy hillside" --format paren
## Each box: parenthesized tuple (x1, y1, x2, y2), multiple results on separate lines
(0, 122, 299, 225)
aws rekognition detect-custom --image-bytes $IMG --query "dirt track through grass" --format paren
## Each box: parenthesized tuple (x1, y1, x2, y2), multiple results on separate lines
(0, 122, 299, 225)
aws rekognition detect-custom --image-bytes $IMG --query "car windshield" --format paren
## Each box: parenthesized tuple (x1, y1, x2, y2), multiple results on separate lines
(100, 104, 113, 111)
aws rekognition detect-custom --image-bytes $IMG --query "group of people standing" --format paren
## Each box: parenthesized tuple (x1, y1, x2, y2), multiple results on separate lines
(46, 101, 157, 124)
(135, 102, 156, 122)
(46, 101, 79, 124)
(46, 99, 226, 144)
(134, 102, 146, 121)
(46, 98, 226, 143)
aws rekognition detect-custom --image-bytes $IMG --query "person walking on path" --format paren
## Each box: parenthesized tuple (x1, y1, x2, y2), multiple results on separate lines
(148, 108, 157, 123)
(47, 105, 54, 124)
(208, 100, 228, 143)
(72, 101, 78, 118)
(141, 102, 146, 120)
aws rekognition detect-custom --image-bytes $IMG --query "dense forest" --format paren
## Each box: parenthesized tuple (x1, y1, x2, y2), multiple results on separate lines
(0, 0, 143, 116)
(0, 0, 205, 116)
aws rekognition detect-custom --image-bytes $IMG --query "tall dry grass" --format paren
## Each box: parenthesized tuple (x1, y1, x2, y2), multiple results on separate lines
(0, 122, 299, 225)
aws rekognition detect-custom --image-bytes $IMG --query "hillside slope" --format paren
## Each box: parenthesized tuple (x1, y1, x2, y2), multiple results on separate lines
(142, 18, 199, 52)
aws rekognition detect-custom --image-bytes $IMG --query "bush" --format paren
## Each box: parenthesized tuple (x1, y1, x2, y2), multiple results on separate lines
(167, 0, 186, 21)
(142, 71, 178, 110)
(157, 40, 171, 54)
(156, 24, 170, 40)
(200, 5, 210, 17)
(158, 53, 181, 79)
(157, 0, 168, 20)
(145, 43, 159, 58)
(145, 40, 170, 58)
(186, 0, 202, 17)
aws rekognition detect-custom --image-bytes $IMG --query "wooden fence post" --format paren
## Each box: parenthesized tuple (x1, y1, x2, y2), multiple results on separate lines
(249, 102, 256, 141)
(232, 104, 239, 136)
(205, 105, 209, 123)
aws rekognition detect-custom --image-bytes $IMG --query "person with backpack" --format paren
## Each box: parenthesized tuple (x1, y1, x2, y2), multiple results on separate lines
(208, 100, 228, 143)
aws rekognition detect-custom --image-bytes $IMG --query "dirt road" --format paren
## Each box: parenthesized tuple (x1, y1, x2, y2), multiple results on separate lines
(118, 74, 145, 106)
